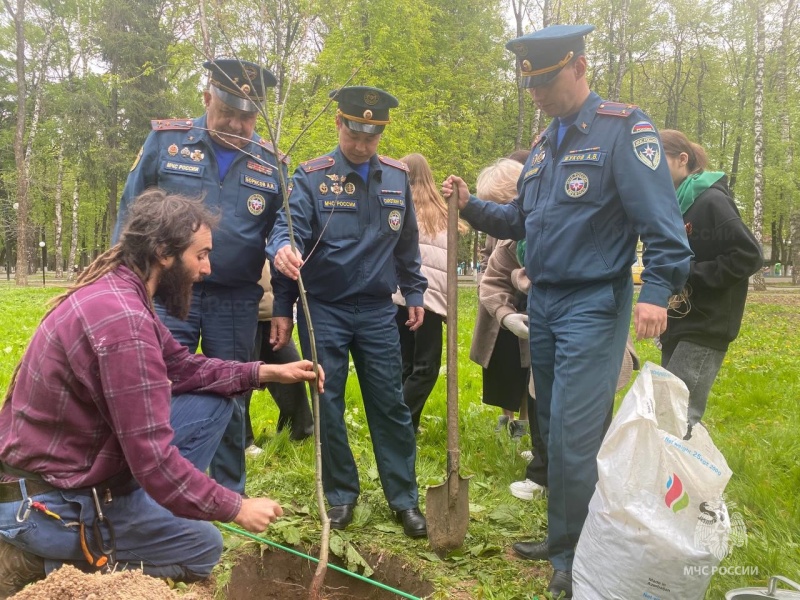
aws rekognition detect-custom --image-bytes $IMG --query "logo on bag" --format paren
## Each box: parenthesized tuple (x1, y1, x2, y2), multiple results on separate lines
(694, 500, 748, 560)
(665, 473, 689, 512)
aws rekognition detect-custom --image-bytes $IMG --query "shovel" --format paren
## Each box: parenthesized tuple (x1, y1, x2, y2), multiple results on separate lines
(426, 186, 471, 556)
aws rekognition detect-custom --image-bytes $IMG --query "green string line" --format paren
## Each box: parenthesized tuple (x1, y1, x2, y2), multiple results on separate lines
(217, 523, 421, 600)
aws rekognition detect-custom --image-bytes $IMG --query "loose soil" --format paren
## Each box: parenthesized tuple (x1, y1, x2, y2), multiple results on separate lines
(11, 564, 214, 600)
(226, 549, 434, 600)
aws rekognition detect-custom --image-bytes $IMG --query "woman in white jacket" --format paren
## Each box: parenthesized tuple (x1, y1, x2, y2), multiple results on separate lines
(393, 153, 467, 432)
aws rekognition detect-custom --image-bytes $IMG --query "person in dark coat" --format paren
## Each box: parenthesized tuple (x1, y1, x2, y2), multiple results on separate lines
(660, 129, 763, 436)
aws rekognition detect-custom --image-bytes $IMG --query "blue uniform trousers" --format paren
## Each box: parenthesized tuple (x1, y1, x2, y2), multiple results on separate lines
(297, 298, 419, 510)
(156, 282, 262, 494)
(528, 276, 632, 572)
(0, 392, 233, 581)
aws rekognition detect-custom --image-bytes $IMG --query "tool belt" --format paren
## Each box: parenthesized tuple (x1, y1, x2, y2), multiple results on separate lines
(0, 462, 137, 503)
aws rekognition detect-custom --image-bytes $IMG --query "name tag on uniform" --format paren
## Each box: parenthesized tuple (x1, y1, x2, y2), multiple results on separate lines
(560, 150, 606, 166)
(320, 199, 357, 211)
(524, 166, 544, 179)
(163, 161, 204, 177)
(241, 173, 277, 192)
(379, 195, 405, 208)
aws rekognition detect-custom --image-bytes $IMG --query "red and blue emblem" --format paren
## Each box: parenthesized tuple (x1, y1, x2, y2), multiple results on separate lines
(564, 172, 589, 198)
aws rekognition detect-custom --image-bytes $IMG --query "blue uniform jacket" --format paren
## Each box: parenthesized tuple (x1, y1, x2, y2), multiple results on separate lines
(114, 115, 287, 288)
(267, 147, 427, 316)
(461, 92, 691, 307)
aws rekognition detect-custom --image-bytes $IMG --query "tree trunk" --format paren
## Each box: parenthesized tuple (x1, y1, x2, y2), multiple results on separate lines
(67, 172, 80, 282)
(198, 0, 211, 58)
(9, 0, 29, 286)
(751, 1, 766, 291)
(610, 0, 629, 101)
(55, 142, 65, 278)
(510, 0, 525, 150)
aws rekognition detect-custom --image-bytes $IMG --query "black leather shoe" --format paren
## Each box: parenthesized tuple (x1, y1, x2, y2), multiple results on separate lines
(327, 504, 355, 530)
(395, 508, 427, 538)
(548, 570, 572, 599)
(511, 539, 549, 561)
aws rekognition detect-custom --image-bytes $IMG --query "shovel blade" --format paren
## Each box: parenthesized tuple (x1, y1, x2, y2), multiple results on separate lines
(425, 473, 470, 555)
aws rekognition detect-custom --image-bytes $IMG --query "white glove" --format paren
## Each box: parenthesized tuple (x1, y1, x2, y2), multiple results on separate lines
(502, 313, 529, 339)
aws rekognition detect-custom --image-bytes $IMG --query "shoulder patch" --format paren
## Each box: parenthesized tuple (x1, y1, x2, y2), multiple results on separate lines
(596, 102, 639, 118)
(300, 156, 335, 172)
(151, 118, 194, 131)
(258, 138, 289, 164)
(378, 155, 410, 172)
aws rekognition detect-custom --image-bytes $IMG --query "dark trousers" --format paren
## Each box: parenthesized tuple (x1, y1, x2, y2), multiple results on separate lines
(297, 299, 418, 510)
(395, 306, 443, 432)
(247, 320, 314, 442)
(156, 283, 262, 494)
(528, 277, 633, 572)
(524, 392, 549, 487)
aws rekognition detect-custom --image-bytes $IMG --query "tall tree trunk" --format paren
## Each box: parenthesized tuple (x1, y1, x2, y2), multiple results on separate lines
(106, 68, 119, 243)
(198, 0, 211, 58)
(778, 0, 796, 277)
(7, 0, 29, 286)
(610, 0, 629, 102)
(510, 0, 526, 150)
(751, 1, 766, 291)
(67, 173, 80, 282)
(54, 142, 65, 278)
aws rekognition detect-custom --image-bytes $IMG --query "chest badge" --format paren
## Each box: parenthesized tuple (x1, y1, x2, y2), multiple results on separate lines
(319, 182, 328, 194)
(388, 210, 402, 231)
(565, 172, 589, 198)
(344, 182, 355, 195)
(331, 183, 343, 195)
(633, 136, 661, 170)
(180, 147, 191, 158)
(532, 151, 546, 165)
(247, 194, 265, 215)
(168, 144, 179, 156)
(190, 149, 205, 162)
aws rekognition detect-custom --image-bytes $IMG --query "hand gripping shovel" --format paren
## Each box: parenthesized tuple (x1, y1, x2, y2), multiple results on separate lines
(425, 186, 471, 556)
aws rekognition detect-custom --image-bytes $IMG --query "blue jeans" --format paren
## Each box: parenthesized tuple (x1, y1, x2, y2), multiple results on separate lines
(662, 340, 726, 430)
(157, 282, 262, 494)
(0, 392, 233, 581)
(528, 277, 633, 572)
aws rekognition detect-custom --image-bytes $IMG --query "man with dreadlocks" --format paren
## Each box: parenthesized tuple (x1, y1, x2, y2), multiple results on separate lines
(113, 59, 289, 497)
(0, 190, 323, 598)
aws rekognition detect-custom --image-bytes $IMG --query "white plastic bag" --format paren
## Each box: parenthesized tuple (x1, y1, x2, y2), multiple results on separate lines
(573, 362, 733, 600)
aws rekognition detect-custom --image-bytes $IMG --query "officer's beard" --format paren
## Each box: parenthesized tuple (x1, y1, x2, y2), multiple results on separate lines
(154, 257, 195, 320)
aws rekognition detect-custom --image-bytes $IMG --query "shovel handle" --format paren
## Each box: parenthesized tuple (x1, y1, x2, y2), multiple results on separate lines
(446, 186, 460, 470)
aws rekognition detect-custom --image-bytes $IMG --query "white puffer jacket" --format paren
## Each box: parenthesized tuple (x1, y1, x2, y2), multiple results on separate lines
(393, 229, 447, 318)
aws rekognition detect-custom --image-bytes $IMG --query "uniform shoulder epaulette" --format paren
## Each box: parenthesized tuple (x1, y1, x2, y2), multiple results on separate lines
(378, 155, 409, 172)
(258, 139, 289, 164)
(151, 118, 194, 131)
(300, 155, 335, 172)
(596, 102, 638, 117)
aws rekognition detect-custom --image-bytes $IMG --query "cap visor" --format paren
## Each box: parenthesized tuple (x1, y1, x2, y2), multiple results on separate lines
(212, 86, 260, 113)
(342, 117, 384, 134)
(521, 69, 562, 89)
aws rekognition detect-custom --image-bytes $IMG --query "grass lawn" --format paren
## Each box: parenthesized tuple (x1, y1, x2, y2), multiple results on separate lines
(1, 283, 798, 599)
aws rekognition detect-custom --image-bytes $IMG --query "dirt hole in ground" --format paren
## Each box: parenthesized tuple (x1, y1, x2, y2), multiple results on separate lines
(226, 548, 434, 600)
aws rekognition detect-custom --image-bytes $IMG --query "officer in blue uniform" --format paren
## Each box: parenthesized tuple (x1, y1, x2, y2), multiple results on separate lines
(114, 59, 288, 495)
(267, 86, 428, 538)
(443, 25, 692, 598)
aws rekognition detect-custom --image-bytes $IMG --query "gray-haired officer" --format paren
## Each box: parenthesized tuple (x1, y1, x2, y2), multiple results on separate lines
(443, 25, 691, 598)
(267, 86, 428, 538)
(114, 59, 288, 496)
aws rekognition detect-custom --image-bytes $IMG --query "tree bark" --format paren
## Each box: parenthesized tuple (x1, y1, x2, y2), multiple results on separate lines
(67, 172, 80, 282)
(751, 1, 766, 291)
(55, 142, 65, 278)
(8, 0, 29, 286)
